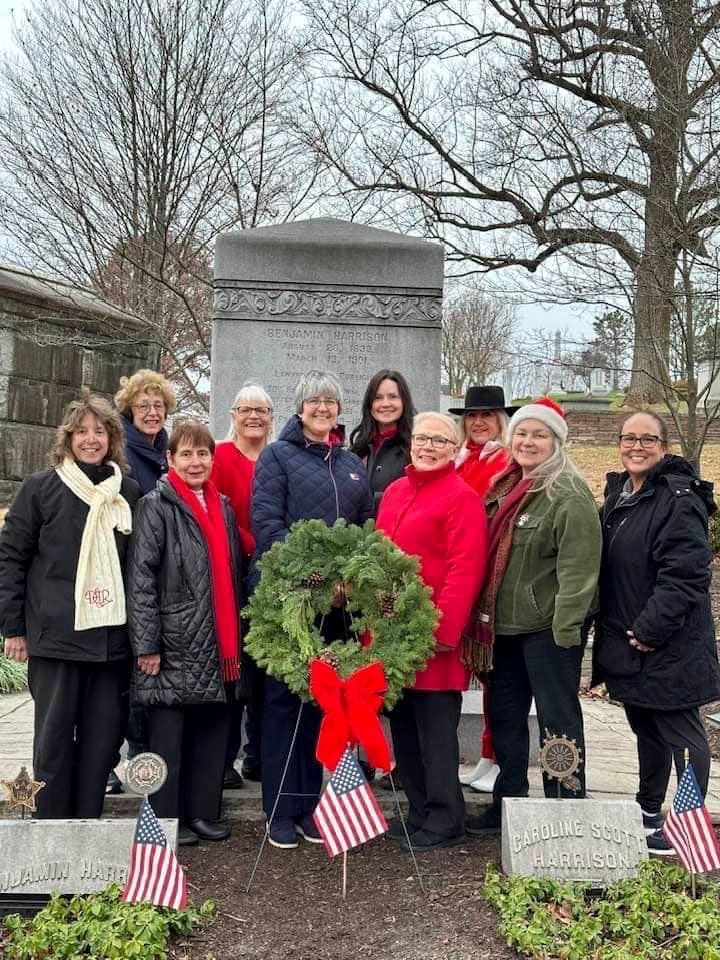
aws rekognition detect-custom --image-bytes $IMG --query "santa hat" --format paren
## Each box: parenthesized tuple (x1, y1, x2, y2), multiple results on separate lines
(508, 397, 568, 445)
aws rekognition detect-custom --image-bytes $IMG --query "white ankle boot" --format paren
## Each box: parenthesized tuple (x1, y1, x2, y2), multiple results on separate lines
(459, 757, 495, 785)
(470, 763, 500, 793)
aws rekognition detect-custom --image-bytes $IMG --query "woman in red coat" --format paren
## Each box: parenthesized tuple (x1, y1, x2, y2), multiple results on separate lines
(376, 411, 488, 851)
(210, 381, 274, 788)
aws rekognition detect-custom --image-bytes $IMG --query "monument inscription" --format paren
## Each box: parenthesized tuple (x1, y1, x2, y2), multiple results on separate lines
(0, 818, 178, 895)
(501, 799, 647, 885)
(210, 219, 443, 435)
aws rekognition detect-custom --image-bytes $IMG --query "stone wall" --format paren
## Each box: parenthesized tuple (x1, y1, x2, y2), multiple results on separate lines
(0, 268, 157, 505)
(566, 410, 720, 445)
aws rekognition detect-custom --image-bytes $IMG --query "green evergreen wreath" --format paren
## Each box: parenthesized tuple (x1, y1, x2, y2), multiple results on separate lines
(244, 519, 439, 708)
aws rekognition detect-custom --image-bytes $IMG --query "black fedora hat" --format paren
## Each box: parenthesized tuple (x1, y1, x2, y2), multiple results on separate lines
(447, 384, 519, 416)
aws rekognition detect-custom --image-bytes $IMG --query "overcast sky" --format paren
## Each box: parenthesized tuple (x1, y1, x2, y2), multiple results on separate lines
(0, 0, 589, 338)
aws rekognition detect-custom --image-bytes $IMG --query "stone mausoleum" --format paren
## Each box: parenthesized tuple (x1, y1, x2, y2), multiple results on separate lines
(0, 267, 156, 505)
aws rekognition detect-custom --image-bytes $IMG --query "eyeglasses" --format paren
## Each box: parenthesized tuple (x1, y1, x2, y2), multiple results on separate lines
(412, 434, 456, 449)
(134, 401, 165, 413)
(304, 397, 339, 408)
(234, 405, 271, 416)
(618, 434, 661, 449)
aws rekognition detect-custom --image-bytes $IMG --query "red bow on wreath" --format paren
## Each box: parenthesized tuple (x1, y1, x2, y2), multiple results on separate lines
(309, 659, 392, 774)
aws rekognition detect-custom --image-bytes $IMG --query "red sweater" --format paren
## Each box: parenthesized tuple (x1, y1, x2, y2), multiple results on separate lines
(209, 442, 257, 557)
(376, 463, 488, 691)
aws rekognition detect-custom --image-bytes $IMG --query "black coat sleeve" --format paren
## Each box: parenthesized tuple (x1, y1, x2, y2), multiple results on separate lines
(0, 476, 42, 637)
(126, 495, 167, 657)
(633, 492, 712, 648)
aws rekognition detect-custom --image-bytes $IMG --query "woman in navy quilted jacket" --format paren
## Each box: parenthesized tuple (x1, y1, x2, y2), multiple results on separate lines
(250, 370, 374, 849)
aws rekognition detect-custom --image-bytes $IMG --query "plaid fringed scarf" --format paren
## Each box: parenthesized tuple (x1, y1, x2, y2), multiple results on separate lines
(462, 464, 533, 676)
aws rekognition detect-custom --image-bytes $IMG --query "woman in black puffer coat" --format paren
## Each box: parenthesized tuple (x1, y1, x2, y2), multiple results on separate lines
(127, 420, 244, 846)
(594, 411, 720, 854)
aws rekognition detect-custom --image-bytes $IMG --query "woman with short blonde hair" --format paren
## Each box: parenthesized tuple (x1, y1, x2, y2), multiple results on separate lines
(211, 381, 275, 789)
(114, 369, 176, 496)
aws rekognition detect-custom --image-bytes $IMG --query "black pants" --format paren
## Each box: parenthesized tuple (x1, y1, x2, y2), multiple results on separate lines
(261, 673, 322, 821)
(389, 689, 464, 839)
(225, 654, 264, 770)
(624, 703, 711, 813)
(146, 703, 229, 821)
(28, 656, 129, 819)
(489, 629, 586, 804)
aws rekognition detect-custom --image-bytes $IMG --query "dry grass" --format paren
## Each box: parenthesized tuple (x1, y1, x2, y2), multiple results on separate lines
(569, 443, 720, 502)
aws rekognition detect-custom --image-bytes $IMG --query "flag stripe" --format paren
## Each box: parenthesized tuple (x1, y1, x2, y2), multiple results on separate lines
(663, 764, 720, 874)
(122, 799, 188, 910)
(313, 748, 388, 857)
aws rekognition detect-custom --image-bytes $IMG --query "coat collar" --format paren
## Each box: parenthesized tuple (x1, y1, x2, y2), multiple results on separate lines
(405, 461, 456, 487)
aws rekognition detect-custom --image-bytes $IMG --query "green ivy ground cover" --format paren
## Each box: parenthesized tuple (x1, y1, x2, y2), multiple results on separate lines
(484, 859, 720, 960)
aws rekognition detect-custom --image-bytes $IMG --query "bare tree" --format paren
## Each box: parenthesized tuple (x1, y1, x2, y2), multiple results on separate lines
(442, 288, 515, 396)
(299, 0, 720, 401)
(0, 0, 320, 410)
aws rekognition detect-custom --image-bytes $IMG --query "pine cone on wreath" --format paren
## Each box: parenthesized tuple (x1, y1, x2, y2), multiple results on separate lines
(378, 590, 397, 619)
(303, 571, 326, 589)
(315, 647, 340, 668)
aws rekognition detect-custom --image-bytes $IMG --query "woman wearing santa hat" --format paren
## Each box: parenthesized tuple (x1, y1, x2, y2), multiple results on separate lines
(463, 397, 602, 836)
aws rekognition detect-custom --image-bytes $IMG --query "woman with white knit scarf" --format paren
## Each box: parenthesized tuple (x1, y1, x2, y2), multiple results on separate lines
(0, 392, 140, 818)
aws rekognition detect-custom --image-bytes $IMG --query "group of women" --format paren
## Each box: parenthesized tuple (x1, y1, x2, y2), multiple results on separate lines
(0, 365, 718, 859)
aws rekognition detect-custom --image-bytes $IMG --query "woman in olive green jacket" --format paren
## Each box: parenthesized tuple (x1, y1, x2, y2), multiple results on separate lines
(464, 398, 601, 835)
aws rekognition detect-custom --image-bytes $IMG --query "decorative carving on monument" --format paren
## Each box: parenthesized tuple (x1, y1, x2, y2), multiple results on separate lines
(214, 288, 442, 326)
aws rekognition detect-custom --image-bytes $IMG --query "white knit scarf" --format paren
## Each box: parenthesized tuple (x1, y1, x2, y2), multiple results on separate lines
(56, 457, 132, 631)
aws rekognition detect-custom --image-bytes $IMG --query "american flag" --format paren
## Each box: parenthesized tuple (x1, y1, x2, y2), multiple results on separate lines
(663, 764, 720, 873)
(312, 748, 388, 857)
(122, 798, 188, 910)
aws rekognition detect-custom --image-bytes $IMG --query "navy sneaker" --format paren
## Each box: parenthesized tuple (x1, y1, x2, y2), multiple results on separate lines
(642, 810, 665, 834)
(267, 818, 298, 849)
(295, 815, 324, 844)
(646, 829, 674, 856)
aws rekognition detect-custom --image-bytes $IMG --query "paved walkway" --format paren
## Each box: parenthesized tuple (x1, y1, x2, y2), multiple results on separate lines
(2, 691, 720, 819)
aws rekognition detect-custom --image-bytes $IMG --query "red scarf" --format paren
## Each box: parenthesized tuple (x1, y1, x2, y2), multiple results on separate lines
(461, 463, 533, 674)
(167, 470, 240, 681)
(458, 443, 510, 498)
(372, 425, 398, 452)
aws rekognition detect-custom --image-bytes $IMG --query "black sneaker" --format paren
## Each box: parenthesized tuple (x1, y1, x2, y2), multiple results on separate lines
(399, 829, 465, 852)
(646, 829, 674, 856)
(386, 818, 420, 841)
(241, 762, 261, 782)
(465, 807, 501, 836)
(642, 810, 665, 834)
(223, 766, 244, 790)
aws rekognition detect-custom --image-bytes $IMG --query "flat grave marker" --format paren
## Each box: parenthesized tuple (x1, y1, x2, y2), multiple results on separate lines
(501, 798, 647, 885)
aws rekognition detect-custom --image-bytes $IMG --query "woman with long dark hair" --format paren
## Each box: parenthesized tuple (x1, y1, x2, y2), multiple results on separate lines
(350, 370, 415, 512)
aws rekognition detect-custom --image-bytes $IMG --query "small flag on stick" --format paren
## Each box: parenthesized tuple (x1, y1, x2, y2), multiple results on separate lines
(313, 748, 388, 857)
(122, 798, 188, 910)
(663, 764, 720, 874)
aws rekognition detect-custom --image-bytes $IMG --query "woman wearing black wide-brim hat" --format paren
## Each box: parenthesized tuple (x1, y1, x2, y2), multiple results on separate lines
(450, 385, 517, 795)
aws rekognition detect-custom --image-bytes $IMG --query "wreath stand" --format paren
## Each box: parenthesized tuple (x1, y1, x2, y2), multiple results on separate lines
(243, 521, 439, 898)
(244, 704, 426, 898)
